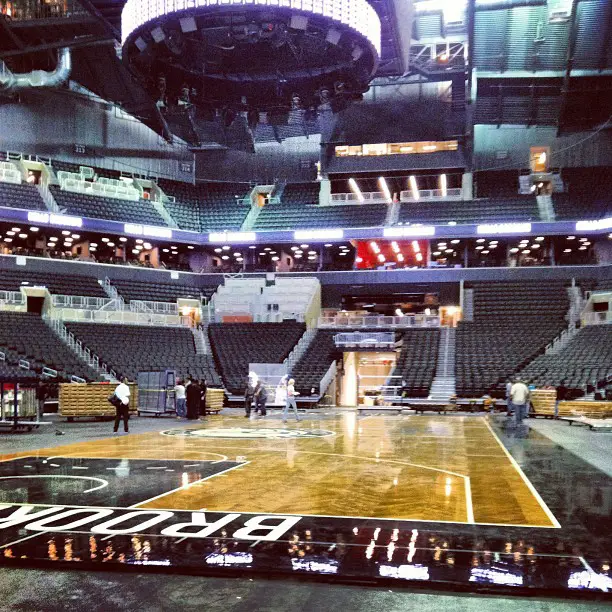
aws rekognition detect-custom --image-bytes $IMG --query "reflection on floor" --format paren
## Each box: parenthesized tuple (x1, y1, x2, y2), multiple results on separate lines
(0, 413, 610, 598)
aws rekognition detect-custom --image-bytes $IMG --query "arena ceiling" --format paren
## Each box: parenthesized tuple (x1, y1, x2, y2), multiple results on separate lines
(1, 0, 610, 142)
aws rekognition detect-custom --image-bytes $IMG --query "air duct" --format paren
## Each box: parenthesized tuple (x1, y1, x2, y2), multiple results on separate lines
(0, 47, 72, 93)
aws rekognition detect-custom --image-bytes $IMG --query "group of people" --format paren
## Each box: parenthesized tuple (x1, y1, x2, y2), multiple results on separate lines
(175, 377, 208, 420)
(244, 374, 300, 423)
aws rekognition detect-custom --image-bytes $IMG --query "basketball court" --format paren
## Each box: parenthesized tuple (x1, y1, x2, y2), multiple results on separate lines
(0, 414, 559, 527)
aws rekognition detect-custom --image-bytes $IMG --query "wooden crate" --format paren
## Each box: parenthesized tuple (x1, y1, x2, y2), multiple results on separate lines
(530, 389, 557, 417)
(205, 388, 224, 414)
(59, 383, 138, 420)
(557, 400, 612, 419)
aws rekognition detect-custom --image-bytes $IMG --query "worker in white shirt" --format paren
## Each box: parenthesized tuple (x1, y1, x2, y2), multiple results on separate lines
(282, 378, 300, 423)
(175, 378, 186, 418)
(113, 377, 131, 433)
(510, 378, 530, 426)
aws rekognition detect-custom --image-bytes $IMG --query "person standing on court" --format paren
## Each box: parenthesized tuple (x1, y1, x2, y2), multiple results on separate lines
(113, 377, 131, 433)
(254, 380, 268, 417)
(244, 376, 255, 417)
(282, 378, 300, 423)
(510, 377, 530, 426)
(199, 378, 208, 418)
(185, 377, 201, 420)
(175, 378, 186, 418)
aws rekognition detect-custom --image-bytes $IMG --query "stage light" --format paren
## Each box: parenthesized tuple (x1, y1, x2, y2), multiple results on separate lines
(409, 175, 419, 201)
(384, 226, 435, 238)
(411, 240, 420, 253)
(370, 241, 380, 254)
(415, 252, 423, 261)
(378, 177, 392, 203)
(377, 253, 386, 263)
(397, 253, 405, 262)
(348, 178, 364, 203)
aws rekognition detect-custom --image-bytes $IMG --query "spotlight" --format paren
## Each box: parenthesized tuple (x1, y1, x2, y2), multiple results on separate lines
(409, 176, 419, 201)
(348, 178, 364, 203)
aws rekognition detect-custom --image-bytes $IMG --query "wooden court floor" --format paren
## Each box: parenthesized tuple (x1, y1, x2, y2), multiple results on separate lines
(0, 414, 560, 528)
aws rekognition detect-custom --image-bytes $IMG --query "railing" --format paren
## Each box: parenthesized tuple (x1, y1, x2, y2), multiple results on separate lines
(285, 328, 317, 370)
(399, 188, 462, 202)
(71, 375, 86, 383)
(45, 315, 117, 381)
(102, 277, 125, 308)
(51, 295, 114, 310)
(319, 314, 441, 328)
(0, 290, 26, 307)
(334, 332, 396, 348)
(546, 322, 579, 354)
(582, 311, 612, 326)
(330, 192, 388, 205)
(319, 361, 337, 398)
(52, 308, 192, 327)
(130, 300, 179, 315)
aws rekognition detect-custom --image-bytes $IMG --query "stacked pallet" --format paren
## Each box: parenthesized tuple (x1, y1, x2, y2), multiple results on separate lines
(557, 400, 612, 418)
(530, 389, 557, 417)
(205, 388, 224, 413)
(59, 382, 138, 421)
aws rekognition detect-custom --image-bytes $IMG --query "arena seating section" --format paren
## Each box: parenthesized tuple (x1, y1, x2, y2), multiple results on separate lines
(51, 160, 122, 179)
(398, 197, 539, 225)
(291, 329, 340, 396)
(110, 278, 215, 303)
(0, 312, 99, 381)
(157, 179, 251, 231)
(254, 183, 386, 230)
(552, 168, 612, 220)
(0, 269, 107, 297)
(0, 181, 46, 211)
(455, 281, 569, 397)
(392, 329, 440, 397)
(66, 322, 221, 384)
(519, 326, 612, 392)
(50, 185, 166, 225)
(208, 322, 305, 394)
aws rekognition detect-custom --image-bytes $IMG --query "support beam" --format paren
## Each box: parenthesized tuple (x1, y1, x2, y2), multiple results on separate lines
(74, 0, 121, 42)
(0, 15, 25, 51)
(0, 36, 114, 59)
(557, 0, 580, 134)
(467, 0, 476, 98)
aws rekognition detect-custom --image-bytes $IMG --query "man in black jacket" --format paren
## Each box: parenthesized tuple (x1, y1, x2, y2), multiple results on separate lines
(186, 377, 201, 420)
(244, 377, 255, 417)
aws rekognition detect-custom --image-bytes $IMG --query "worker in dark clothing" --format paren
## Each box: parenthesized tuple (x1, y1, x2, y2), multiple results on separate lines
(254, 381, 268, 417)
(245, 378, 255, 417)
(186, 377, 201, 420)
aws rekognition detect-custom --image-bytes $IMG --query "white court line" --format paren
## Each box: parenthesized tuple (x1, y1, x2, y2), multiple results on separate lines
(71, 466, 88, 470)
(129, 462, 251, 508)
(0, 532, 45, 550)
(0, 475, 109, 494)
(146, 467, 167, 470)
(464, 477, 475, 524)
(483, 418, 561, 529)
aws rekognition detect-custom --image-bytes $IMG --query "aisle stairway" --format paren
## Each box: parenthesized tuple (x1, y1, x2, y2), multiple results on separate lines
(429, 327, 456, 401)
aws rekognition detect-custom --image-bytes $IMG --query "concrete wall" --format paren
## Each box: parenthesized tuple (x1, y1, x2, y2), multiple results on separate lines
(473, 124, 612, 170)
(0, 90, 193, 181)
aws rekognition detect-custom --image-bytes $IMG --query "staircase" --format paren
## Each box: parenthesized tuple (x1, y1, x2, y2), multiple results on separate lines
(151, 198, 179, 228)
(44, 316, 117, 381)
(429, 327, 456, 402)
(191, 326, 208, 355)
(536, 194, 556, 221)
(101, 277, 125, 309)
(284, 328, 317, 372)
(37, 182, 60, 212)
(385, 200, 400, 226)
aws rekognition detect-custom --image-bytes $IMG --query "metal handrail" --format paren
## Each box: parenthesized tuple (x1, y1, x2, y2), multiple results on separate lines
(319, 314, 441, 328)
